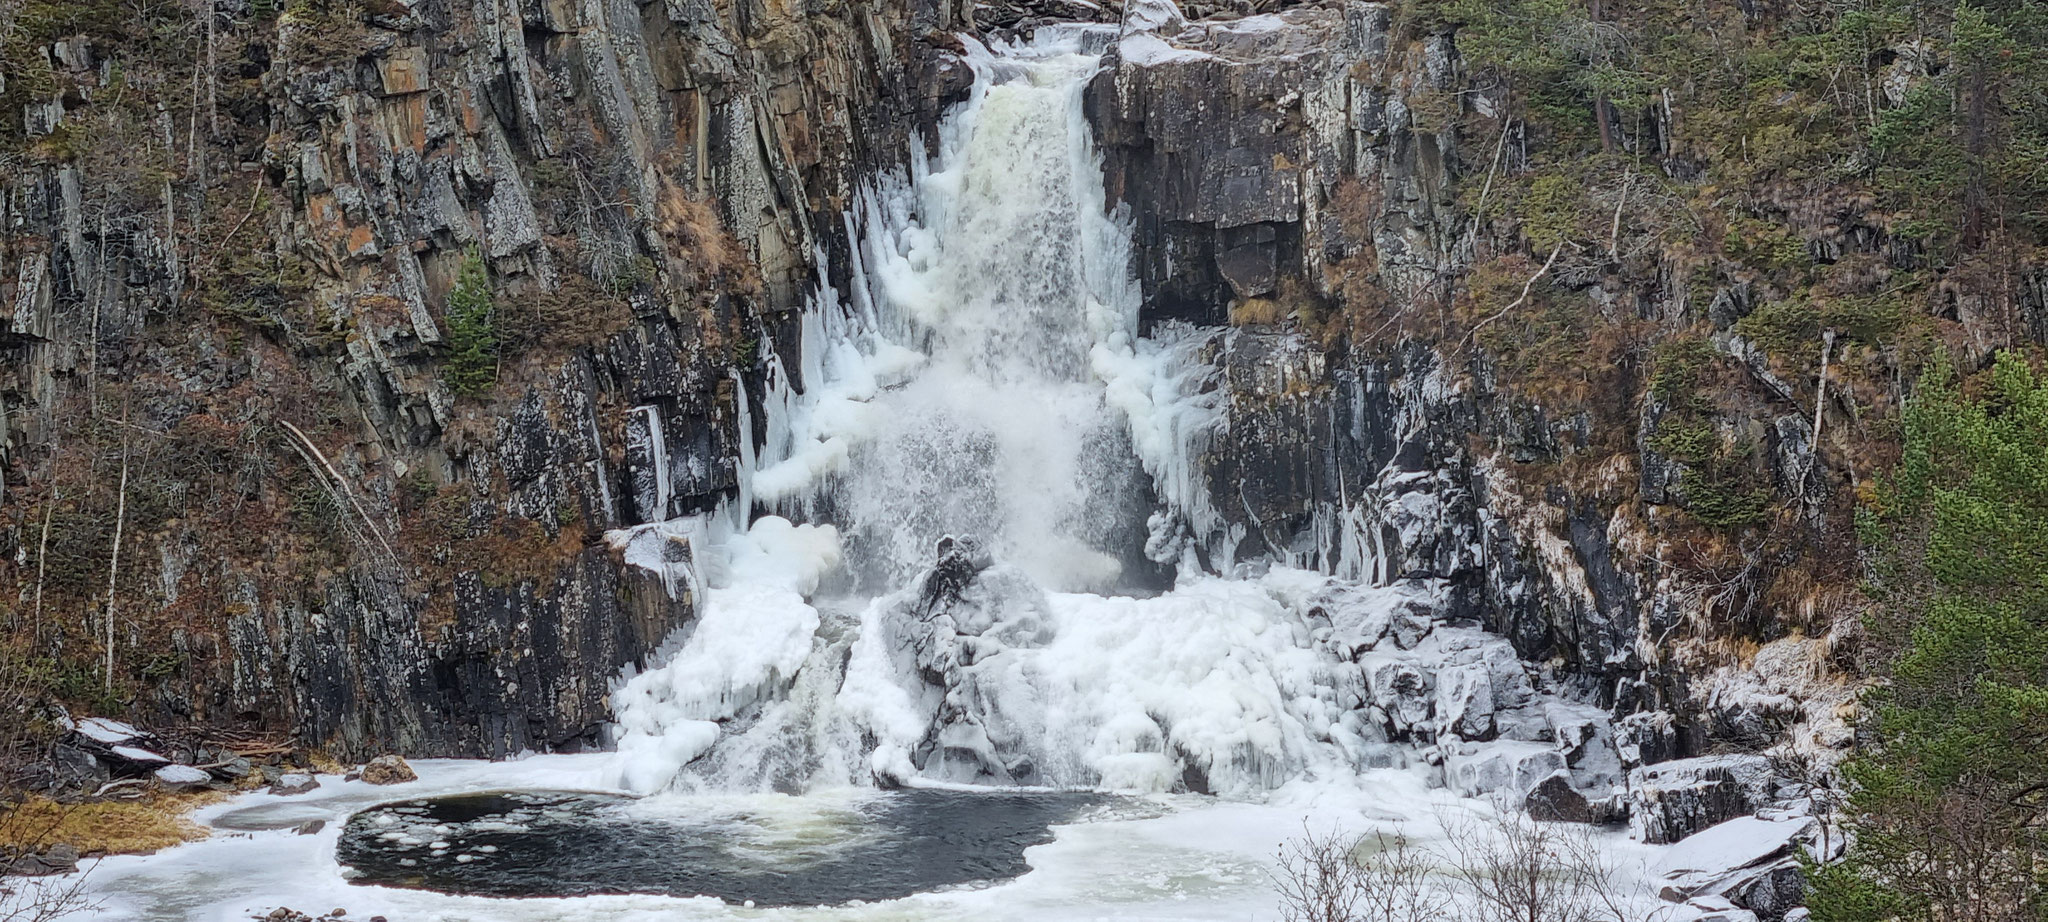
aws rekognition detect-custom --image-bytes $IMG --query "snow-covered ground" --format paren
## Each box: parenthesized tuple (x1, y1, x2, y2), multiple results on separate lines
(80, 756, 1683, 922)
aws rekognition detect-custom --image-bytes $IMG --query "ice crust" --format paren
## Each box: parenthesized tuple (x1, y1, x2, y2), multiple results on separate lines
(82, 757, 1702, 922)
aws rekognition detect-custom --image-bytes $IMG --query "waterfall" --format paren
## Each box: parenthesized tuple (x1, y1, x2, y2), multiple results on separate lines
(607, 30, 1407, 798)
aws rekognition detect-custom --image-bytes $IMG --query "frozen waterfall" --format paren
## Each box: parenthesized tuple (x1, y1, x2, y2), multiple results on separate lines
(605, 31, 1599, 804)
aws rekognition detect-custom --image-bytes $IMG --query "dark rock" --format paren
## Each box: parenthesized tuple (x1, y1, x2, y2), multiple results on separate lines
(8, 843, 79, 876)
(0, 0, 972, 767)
(1723, 861, 1806, 922)
(294, 820, 328, 836)
(1524, 769, 1624, 824)
(1630, 755, 1784, 844)
(207, 758, 253, 781)
(50, 743, 110, 787)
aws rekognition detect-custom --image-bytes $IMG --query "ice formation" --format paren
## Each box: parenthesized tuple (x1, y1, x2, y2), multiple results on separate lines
(606, 30, 1628, 814)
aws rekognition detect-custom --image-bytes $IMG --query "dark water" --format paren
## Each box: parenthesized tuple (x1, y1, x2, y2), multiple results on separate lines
(337, 789, 1107, 906)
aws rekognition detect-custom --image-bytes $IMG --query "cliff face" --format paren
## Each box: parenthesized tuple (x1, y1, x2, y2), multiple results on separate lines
(0, 0, 971, 757)
(4, 0, 2037, 772)
(1083, 2, 2048, 767)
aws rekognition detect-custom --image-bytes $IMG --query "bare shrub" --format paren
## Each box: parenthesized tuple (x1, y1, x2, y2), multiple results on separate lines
(1274, 825, 1450, 922)
(1275, 809, 1672, 922)
(1436, 809, 1659, 922)
(0, 651, 99, 922)
(0, 866, 96, 922)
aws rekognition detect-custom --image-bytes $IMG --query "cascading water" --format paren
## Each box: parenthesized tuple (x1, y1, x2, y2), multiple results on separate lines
(609, 30, 1433, 799)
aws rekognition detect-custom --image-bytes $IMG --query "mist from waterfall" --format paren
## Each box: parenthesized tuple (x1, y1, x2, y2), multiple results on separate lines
(606, 30, 1405, 798)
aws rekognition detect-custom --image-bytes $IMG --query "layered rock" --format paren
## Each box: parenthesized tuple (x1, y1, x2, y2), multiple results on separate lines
(0, 0, 975, 758)
(1083, 0, 1865, 778)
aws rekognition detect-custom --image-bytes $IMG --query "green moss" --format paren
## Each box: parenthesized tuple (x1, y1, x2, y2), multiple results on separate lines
(1520, 173, 1586, 251)
(1682, 476, 1773, 528)
(1649, 418, 1718, 463)
(1734, 291, 1906, 357)
(1649, 338, 1718, 402)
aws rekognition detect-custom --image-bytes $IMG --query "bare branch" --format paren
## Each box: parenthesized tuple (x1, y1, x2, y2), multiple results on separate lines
(1465, 242, 1566, 348)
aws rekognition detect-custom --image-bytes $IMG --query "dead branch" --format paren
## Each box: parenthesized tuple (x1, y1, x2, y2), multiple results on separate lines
(278, 421, 397, 561)
(1464, 242, 1566, 348)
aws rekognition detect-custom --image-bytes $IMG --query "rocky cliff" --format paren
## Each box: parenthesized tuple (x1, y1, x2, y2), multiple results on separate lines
(1083, 0, 2043, 775)
(0, 0, 972, 758)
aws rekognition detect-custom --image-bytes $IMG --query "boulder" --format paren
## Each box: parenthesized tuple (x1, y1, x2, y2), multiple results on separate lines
(1523, 769, 1624, 824)
(1721, 861, 1805, 922)
(360, 755, 417, 785)
(1364, 658, 1435, 740)
(1658, 815, 1816, 921)
(1444, 740, 1566, 799)
(269, 773, 319, 796)
(7, 843, 79, 877)
(50, 742, 110, 787)
(206, 757, 253, 782)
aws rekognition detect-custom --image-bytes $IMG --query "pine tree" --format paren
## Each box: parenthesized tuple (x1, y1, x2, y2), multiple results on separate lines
(1813, 351, 2048, 922)
(443, 250, 498, 397)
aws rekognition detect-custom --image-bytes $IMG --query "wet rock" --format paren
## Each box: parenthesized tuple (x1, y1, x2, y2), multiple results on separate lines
(360, 755, 417, 786)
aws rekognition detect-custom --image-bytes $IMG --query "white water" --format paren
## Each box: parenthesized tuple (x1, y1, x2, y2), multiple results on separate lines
(602, 31, 1560, 801)
(609, 32, 1284, 797)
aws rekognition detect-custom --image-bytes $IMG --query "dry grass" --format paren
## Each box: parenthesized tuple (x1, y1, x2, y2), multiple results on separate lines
(0, 793, 219, 857)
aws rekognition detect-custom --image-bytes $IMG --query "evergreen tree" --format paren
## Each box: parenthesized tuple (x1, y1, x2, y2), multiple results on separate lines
(443, 250, 498, 397)
(1813, 351, 2048, 922)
